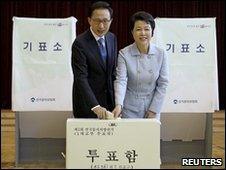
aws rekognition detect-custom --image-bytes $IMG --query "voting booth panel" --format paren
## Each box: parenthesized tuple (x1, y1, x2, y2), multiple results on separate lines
(66, 119, 161, 169)
(19, 111, 73, 138)
(153, 18, 218, 141)
(160, 113, 206, 141)
(12, 17, 77, 111)
(153, 18, 219, 113)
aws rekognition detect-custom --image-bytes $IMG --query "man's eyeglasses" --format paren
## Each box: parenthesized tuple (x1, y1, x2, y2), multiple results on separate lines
(91, 18, 112, 25)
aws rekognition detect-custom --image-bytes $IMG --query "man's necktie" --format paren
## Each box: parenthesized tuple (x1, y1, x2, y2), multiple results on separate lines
(98, 38, 107, 63)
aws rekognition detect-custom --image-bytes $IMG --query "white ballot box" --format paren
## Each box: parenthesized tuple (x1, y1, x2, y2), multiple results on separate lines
(66, 119, 161, 169)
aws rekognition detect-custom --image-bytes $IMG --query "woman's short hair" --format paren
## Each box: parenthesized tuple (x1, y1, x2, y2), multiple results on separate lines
(129, 11, 155, 35)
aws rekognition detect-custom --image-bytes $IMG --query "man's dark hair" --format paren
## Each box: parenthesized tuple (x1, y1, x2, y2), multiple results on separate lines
(89, 1, 113, 19)
(129, 11, 155, 36)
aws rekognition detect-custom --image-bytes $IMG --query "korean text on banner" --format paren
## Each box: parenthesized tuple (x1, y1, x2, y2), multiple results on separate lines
(12, 17, 77, 111)
(153, 18, 219, 113)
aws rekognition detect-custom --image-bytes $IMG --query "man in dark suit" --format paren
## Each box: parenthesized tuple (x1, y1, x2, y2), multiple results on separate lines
(71, 1, 117, 119)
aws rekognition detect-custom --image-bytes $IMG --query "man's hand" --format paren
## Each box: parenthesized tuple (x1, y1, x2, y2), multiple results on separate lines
(112, 105, 122, 118)
(93, 106, 107, 119)
(144, 110, 156, 118)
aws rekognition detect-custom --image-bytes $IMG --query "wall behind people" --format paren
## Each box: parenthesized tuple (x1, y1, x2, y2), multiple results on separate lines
(0, 0, 225, 110)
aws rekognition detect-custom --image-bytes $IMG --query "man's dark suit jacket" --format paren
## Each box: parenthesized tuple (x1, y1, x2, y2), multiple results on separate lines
(71, 29, 117, 118)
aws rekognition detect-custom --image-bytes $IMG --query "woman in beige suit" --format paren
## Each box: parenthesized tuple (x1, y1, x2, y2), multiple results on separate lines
(112, 11, 169, 120)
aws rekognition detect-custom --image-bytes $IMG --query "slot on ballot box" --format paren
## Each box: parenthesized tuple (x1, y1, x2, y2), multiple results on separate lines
(66, 118, 161, 169)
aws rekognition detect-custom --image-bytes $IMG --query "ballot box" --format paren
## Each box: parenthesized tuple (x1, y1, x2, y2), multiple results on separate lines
(66, 118, 161, 169)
